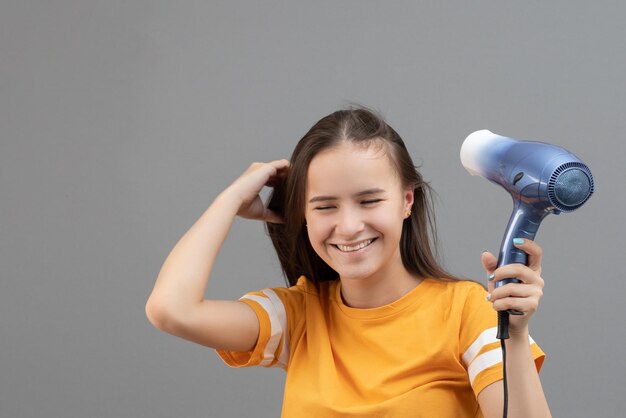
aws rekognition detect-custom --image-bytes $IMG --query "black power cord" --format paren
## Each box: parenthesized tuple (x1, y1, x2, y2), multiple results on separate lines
(501, 337, 508, 418)
(498, 307, 527, 417)
(497, 310, 510, 418)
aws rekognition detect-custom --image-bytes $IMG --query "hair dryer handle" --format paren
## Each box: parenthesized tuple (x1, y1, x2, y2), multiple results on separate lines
(496, 201, 545, 321)
(496, 201, 546, 289)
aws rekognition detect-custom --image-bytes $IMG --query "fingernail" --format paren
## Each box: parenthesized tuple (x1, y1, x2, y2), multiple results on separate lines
(482, 249, 489, 254)
(488, 273, 495, 281)
(486, 293, 492, 301)
(513, 238, 524, 245)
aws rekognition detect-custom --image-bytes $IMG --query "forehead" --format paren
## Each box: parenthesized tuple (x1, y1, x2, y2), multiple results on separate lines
(306, 142, 400, 196)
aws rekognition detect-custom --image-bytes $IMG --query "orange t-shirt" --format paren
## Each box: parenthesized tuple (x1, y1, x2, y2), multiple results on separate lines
(217, 277, 545, 417)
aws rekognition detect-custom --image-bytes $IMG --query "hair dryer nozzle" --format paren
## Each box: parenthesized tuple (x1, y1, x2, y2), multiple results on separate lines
(460, 130, 513, 177)
(460, 129, 492, 176)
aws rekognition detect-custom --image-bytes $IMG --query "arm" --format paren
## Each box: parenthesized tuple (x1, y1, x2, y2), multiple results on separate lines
(145, 160, 289, 352)
(477, 332, 550, 418)
(477, 239, 552, 418)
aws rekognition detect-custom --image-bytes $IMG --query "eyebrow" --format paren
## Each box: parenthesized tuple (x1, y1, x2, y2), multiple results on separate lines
(308, 188, 386, 203)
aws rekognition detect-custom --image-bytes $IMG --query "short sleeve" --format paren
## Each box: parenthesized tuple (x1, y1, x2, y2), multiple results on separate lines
(459, 283, 546, 398)
(215, 288, 290, 369)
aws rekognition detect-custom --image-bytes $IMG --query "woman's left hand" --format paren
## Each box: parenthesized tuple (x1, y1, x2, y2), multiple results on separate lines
(481, 239, 545, 336)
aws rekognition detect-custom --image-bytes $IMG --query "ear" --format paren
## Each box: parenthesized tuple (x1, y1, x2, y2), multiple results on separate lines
(403, 186, 415, 213)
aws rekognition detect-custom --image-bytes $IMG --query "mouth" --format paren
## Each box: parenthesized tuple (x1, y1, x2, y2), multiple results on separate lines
(332, 238, 377, 253)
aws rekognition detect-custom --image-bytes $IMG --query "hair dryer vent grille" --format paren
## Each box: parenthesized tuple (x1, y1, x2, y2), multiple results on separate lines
(548, 162, 594, 212)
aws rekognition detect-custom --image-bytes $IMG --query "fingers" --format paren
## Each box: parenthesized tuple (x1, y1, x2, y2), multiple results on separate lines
(484, 251, 544, 317)
(268, 158, 290, 167)
(266, 159, 290, 175)
(482, 240, 546, 329)
(513, 238, 543, 273)
(265, 160, 290, 187)
(255, 159, 290, 187)
(233, 159, 290, 222)
(234, 160, 289, 195)
(482, 239, 544, 290)
(487, 282, 543, 315)
(489, 263, 544, 287)
(487, 263, 544, 294)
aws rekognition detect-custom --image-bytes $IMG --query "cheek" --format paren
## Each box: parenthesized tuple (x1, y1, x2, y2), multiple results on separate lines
(306, 222, 335, 263)
(370, 208, 404, 231)
(306, 217, 332, 245)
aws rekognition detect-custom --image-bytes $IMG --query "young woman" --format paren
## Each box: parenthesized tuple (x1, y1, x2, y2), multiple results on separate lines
(146, 106, 551, 417)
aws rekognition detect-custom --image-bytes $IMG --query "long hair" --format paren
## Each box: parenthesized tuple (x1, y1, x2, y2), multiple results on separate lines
(266, 105, 460, 287)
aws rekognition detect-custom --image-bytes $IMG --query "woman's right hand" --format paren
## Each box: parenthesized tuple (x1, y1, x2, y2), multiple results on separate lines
(225, 159, 289, 224)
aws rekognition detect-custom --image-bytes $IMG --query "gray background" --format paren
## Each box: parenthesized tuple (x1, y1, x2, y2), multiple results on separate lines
(1, 1, 624, 417)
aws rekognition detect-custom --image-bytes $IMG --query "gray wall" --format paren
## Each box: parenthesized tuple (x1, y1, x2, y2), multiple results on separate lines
(2, 1, 624, 417)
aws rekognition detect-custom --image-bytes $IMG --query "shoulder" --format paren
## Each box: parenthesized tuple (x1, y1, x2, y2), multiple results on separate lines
(260, 275, 337, 310)
(436, 278, 492, 314)
(422, 278, 488, 303)
(284, 275, 339, 296)
(271, 275, 327, 297)
(416, 279, 493, 329)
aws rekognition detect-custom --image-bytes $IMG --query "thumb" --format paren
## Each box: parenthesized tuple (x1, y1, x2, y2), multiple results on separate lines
(481, 250, 497, 275)
(481, 250, 497, 293)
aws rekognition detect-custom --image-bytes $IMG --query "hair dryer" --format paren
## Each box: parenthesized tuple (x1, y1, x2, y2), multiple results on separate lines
(461, 130, 594, 338)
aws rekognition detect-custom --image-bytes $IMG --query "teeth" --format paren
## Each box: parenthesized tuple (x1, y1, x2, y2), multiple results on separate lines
(336, 239, 373, 252)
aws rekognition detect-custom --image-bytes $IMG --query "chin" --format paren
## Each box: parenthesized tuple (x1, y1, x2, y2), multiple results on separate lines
(335, 266, 381, 282)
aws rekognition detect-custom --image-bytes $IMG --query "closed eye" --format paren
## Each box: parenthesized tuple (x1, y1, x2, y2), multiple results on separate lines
(362, 199, 383, 205)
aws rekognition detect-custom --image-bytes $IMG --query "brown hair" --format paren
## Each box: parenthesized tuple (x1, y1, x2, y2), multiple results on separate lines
(266, 105, 461, 286)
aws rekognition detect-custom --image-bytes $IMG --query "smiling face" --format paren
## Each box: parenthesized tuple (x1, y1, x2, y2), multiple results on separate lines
(304, 141, 414, 285)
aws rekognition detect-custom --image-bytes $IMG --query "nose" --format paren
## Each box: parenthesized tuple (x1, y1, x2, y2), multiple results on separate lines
(334, 206, 365, 238)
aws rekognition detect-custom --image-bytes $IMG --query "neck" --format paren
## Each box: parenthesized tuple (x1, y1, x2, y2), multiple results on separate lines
(339, 268, 423, 309)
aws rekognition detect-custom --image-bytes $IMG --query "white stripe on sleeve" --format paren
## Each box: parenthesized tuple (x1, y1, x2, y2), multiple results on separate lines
(464, 327, 537, 386)
(462, 326, 498, 367)
(467, 347, 503, 385)
(240, 294, 284, 367)
(262, 289, 290, 369)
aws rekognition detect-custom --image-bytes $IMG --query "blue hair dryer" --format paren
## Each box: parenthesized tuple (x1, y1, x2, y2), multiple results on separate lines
(461, 130, 594, 338)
